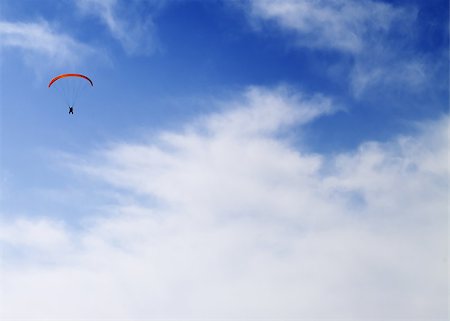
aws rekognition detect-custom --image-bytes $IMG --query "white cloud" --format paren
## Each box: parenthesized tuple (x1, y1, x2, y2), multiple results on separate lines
(243, 0, 411, 53)
(0, 20, 94, 67)
(349, 46, 429, 97)
(238, 0, 430, 97)
(75, 0, 163, 55)
(1, 87, 448, 320)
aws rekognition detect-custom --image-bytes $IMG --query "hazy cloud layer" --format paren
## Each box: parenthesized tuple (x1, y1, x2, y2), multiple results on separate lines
(0, 20, 94, 67)
(1, 87, 448, 320)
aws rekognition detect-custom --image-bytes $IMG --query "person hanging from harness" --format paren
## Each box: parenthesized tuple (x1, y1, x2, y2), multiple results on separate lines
(69, 106, 74, 114)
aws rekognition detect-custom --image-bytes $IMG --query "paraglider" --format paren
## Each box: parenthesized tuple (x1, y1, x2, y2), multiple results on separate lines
(48, 73, 93, 114)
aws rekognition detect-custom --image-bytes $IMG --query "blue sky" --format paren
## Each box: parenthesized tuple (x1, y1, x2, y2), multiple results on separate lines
(0, 0, 449, 319)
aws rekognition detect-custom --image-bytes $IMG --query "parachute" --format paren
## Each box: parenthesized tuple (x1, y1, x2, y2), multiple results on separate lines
(48, 73, 93, 111)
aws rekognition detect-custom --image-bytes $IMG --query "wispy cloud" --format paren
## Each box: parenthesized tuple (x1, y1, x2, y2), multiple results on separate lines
(350, 52, 428, 96)
(0, 20, 94, 67)
(243, 0, 412, 53)
(1, 87, 447, 319)
(238, 0, 431, 97)
(75, 0, 164, 55)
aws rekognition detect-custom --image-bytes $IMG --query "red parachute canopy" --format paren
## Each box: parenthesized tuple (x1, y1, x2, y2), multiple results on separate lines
(48, 73, 93, 87)
(48, 73, 93, 109)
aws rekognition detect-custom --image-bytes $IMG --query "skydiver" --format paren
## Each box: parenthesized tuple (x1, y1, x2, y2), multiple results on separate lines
(69, 106, 74, 114)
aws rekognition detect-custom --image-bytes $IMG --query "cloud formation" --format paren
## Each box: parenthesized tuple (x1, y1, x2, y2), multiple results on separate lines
(243, 0, 412, 53)
(1, 87, 448, 319)
(75, 0, 163, 55)
(0, 20, 94, 67)
(239, 0, 431, 97)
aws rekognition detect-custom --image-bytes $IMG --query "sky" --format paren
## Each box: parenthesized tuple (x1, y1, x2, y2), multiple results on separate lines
(0, 0, 448, 320)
